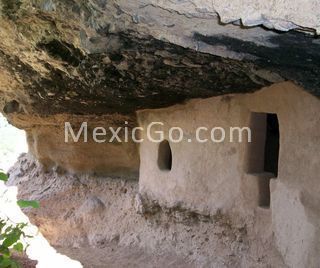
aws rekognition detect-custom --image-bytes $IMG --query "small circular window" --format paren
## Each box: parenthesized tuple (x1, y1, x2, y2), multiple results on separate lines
(157, 140, 172, 171)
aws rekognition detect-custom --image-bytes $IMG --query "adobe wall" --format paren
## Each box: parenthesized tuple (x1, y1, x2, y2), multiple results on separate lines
(138, 82, 320, 267)
(245, 83, 320, 267)
(138, 95, 246, 214)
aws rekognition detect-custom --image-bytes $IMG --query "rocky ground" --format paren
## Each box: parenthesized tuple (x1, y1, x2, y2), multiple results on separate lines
(7, 153, 286, 268)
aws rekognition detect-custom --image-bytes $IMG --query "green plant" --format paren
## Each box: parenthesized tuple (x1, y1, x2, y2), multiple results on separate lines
(0, 170, 39, 268)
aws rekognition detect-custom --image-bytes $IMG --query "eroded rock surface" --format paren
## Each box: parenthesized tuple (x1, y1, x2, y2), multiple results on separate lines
(0, 0, 320, 118)
(8, 153, 286, 268)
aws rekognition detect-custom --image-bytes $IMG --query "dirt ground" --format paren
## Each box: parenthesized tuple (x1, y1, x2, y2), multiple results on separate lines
(58, 243, 194, 268)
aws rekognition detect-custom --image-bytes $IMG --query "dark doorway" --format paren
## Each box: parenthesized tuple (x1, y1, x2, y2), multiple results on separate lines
(247, 112, 280, 208)
(157, 140, 172, 171)
(264, 114, 280, 177)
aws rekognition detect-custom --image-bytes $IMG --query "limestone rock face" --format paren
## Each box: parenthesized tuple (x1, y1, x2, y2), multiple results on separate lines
(0, 0, 320, 118)
(149, 0, 320, 33)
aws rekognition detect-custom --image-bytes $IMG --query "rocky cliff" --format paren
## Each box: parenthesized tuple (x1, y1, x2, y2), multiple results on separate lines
(0, 0, 319, 119)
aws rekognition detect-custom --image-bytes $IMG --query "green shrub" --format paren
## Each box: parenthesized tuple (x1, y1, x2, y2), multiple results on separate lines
(0, 170, 39, 268)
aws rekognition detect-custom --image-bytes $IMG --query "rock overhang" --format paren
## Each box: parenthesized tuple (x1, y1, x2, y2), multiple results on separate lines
(0, 0, 319, 118)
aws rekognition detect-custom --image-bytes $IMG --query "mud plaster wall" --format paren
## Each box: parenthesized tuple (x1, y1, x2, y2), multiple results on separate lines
(137, 82, 320, 267)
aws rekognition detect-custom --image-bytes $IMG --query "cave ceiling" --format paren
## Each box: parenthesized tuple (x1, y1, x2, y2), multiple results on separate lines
(0, 0, 319, 116)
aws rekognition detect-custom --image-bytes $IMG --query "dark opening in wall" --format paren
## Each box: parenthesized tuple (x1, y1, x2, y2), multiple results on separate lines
(264, 114, 280, 177)
(247, 112, 280, 208)
(157, 140, 172, 171)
